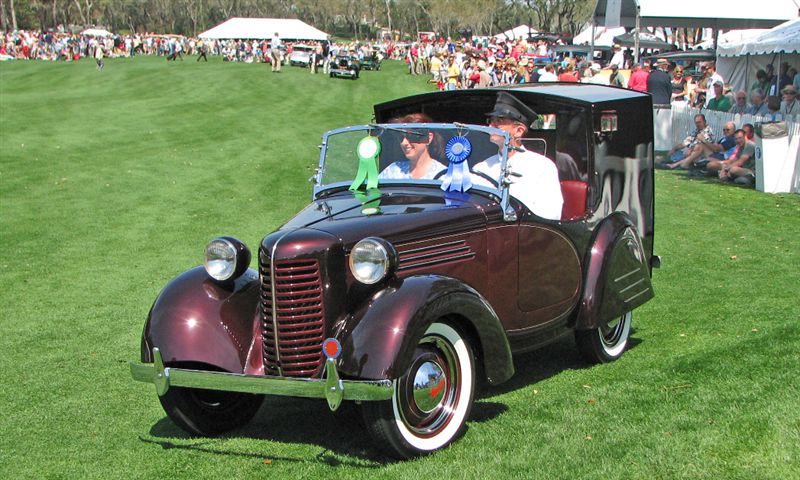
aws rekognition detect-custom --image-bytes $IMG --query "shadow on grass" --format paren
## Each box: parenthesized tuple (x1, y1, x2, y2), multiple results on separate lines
(142, 332, 641, 464)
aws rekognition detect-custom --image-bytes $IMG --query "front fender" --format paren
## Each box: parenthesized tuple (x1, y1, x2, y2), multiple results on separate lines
(576, 213, 654, 329)
(140, 266, 261, 374)
(336, 275, 514, 386)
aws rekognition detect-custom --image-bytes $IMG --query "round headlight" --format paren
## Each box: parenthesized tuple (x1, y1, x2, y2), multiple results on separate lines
(204, 237, 251, 282)
(349, 237, 396, 285)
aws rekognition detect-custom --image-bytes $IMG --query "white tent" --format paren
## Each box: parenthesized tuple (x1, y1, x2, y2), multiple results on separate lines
(198, 17, 329, 40)
(573, 25, 625, 47)
(81, 28, 113, 37)
(494, 25, 537, 42)
(716, 18, 800, 94)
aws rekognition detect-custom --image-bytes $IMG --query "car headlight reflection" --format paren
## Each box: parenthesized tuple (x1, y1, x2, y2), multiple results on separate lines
(204, 237, 251, 282)
(349, 237, 396, 285)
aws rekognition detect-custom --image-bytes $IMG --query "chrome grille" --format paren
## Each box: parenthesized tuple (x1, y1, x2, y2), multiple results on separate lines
(260, 258, 325, 377)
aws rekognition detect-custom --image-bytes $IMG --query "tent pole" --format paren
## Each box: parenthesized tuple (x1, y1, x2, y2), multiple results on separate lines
(634, 6, 640, 65)
(590, 23, 596, 62)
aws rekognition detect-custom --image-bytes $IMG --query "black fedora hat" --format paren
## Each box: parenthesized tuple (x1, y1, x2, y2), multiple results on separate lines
(486, 92, 538, 128)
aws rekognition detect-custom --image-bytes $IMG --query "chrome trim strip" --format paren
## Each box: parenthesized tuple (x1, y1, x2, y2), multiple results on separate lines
(614, 268, 641, 283)
(398, 252, 476, 271)
(618, 277, 645, 293)
(268, 230, 297, 377)
(400, 239, 465, 254)
(400, 246, 471, 263)
(131, 348, 392, 407)
(624, 287, 651, 303)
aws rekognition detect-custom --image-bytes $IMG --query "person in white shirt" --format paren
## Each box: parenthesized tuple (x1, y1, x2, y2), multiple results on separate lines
(270, 32, 282, 72)
(472, 92, 564, 220)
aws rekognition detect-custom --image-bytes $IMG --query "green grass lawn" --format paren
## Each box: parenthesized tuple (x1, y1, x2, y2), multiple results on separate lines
(1, 55, 798, 479)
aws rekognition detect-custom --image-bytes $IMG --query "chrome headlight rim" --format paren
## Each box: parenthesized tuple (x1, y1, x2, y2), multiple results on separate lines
(349, 237, 397, 285)
(203, 236, 251, 282)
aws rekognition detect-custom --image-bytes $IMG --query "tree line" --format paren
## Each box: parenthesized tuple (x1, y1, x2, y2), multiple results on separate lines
(1, 0, 595, 40)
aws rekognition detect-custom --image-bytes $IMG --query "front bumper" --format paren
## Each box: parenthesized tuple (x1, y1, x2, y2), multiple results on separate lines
(131, 347, 393, 411)
(330, 68, 357, 77)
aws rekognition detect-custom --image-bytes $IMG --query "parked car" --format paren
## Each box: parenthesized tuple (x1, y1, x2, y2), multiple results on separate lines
(131, 85, 658, 459)
(330, 53, 360, 79)
(289, 44, 314, 67)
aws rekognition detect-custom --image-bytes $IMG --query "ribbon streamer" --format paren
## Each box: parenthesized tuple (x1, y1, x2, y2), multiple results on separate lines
(441, 136, 473, 193)
(349, 136, 381, 191)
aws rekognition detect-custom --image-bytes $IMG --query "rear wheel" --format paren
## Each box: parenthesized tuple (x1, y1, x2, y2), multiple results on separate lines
(575, 311, 632, 363)
(362, 322, 475, 459)
(159, 385, 264, 435)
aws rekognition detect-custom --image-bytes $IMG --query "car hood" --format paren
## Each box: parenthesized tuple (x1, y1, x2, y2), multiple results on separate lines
(279, 187, 493, 246)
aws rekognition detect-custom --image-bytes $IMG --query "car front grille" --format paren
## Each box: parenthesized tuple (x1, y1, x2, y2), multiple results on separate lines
(260, 258, 325, 377)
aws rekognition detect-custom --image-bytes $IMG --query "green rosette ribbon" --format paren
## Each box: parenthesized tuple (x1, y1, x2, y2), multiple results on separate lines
(349, 135, 381, 191)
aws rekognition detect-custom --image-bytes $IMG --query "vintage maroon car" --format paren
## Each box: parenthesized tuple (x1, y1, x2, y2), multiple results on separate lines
(131, 85, 658, 459)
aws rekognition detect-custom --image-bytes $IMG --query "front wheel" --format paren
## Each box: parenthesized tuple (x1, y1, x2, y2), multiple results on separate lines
(575, 311, 632, 363)
(362, 322, 475, 459)
(158, 385, 264, 435)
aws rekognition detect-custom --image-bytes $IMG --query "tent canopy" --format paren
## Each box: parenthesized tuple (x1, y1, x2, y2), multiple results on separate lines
(612, 31, 672, 50)
(199, 17, 329, 40)
(594, 0, 798, 29)
(717, 18, 800, 56)
(573, 25, 625, 47)
(81, 28, 113, 37)
(494, 25, 537, 42)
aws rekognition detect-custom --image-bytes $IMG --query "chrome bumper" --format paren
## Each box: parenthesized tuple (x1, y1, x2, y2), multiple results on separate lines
(130, 348, 393, 411)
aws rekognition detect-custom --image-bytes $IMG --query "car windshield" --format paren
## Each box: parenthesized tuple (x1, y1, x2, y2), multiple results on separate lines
(314, 123, 510, 194)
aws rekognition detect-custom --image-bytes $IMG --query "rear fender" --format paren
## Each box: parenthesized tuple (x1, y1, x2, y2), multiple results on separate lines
(576, 213, 654, 329)
(140, 266, 261, 374)
(336, 275, 514, 386)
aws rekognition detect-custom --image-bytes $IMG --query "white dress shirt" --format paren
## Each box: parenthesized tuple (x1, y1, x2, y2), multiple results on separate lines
(473, 147, 563, 220)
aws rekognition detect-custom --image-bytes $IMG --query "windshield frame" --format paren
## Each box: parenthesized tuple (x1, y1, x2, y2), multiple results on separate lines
(312, 123, 515, 218)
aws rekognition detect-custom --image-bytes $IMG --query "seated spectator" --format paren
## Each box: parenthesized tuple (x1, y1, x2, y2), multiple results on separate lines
(742, 123, 755, 141)
(706, 82, 731, 111)
(729, 90, 749, 114)
(766, 96, 783, 121)
(662, 114, 714, 167)
(707, 129, 756, 186)
(745, 90, 769, 116)
(779, 85, 799, 117)
(667, 121, 736, 171)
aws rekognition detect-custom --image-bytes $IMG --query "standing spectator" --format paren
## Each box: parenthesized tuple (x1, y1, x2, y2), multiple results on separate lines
(609, 44, 624, 69)
(779, 85, 799, 117)
(670, 65, 689, 104)
(446, 55, 459, 90)
(627, 63, 649, 92)
(557, 64, 579, 82)
(270, 32, 282, 72)
(608, 64, 625, 88)
(728, 90, 748, 114)
(704, 62, 724, 107)
(196, 39, 208, 62)
(94, 40, 104, 71)
(539, 63, 557, 82)
(706, 82, 732, 112)
(750, 69, 770, 96)
(793, 67, 800, 91)
(647, 59, 672, 106)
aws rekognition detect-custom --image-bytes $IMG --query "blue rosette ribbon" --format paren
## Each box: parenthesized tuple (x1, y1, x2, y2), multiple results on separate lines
(440, 136, 473, 193)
